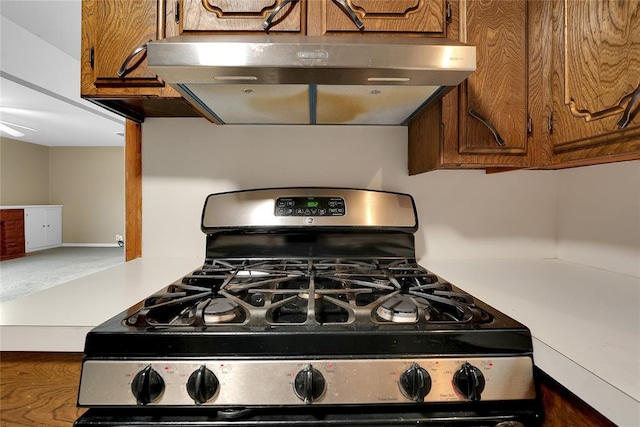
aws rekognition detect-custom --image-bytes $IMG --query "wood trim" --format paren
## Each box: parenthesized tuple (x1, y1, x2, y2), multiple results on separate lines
(125, 120, 142, 261)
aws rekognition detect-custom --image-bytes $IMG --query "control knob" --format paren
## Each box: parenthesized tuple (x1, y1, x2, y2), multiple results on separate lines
(453, 362, 485, 401)
(131, 365, 165, 405)
(293, 365, 325, 404)
(186, 365, 219, 404)
(399, 363, 432, 402)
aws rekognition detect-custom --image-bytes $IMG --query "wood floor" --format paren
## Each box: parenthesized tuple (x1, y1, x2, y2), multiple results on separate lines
(0, 352, 85, 426)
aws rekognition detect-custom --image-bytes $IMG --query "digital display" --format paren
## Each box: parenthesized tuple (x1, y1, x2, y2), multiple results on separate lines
(275, 196, 345, 217)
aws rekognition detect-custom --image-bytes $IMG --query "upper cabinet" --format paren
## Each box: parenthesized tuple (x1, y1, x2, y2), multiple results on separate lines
(307, 0, 446, 36)
(409, 0, 538, 173)
(178, 0, 445, 36)
(84, 0, 160, 88)
(543, 0, 640, 167)
(409, 0, 639, 174)
(81, 0, 639, 171)
(181, 0, 304, 33)
(81, 0, 198, 122)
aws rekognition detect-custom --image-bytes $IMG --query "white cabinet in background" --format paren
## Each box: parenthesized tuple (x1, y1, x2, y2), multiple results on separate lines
(24, 206, 62, 252)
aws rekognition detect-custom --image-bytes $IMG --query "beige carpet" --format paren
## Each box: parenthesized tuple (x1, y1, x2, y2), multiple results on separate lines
(0, 246, 124, 303)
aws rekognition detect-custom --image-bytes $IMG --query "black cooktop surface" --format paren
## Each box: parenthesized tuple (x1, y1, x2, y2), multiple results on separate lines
(84, 257, 533, 358)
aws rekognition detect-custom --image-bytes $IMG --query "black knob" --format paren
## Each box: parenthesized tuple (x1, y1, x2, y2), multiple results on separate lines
(293, 365, 325, 404)
(399, 363, 432, 402)
(453, 362, 485, 401)
(131, 365, 165, 405)
(187, 365, 219, 404)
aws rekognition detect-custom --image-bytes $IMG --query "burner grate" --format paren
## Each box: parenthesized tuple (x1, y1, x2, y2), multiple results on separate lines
(125, 258, 491, 328)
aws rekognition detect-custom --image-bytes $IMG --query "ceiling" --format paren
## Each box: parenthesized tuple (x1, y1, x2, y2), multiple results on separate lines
(0, 0, 125, 147)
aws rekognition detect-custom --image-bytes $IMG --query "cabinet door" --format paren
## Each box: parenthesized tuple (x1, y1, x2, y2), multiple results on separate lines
(25, 208, 47, 252)
(181, 0, 303, 32)
(461, 0, 529, 155)
(312, 0, 445, 35)
(45, 207, 63, 247)
(81, 0, 195, 121)
(409, 0, 533, 173)
(546, 0, 640, 167)
(86, 0, 163, 88)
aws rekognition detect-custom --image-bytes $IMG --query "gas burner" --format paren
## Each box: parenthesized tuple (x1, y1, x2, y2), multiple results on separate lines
(203, 298, 242, 324)
(376, 295, 429, 323)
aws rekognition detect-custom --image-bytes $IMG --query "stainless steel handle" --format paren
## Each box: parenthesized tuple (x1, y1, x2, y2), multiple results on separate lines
(263, 0, 299, 30)
(617, 83, 640, 129)
(332, 0, 364, 30)
(468, 108, 506, 147)
(117, 41, 150, 78)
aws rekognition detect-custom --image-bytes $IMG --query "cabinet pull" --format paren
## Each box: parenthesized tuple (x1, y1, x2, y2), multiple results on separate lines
(117, 41, 150, 78)
(175, 0, 180, 24)
(89, 47, 94, 69)
(263, 0, 299, 30)
(468, 108, 506, 147)
(617, 83, 640, 129)
(332, 0, 365, 31)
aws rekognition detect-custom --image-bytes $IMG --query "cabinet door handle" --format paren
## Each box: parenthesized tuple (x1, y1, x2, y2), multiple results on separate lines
(89, 47, 95, 69)
(332, 0, 365, 30)
(468, 108, 506, 147)
(263, 0, 299, 30)
(617, 83, 640, 129)
(117, 41, 151, 78)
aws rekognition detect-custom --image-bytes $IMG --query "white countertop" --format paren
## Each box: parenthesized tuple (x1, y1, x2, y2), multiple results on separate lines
(0, 258, 201, 352)
(1, 257, 638, 425)
(423, 258, 640, 427)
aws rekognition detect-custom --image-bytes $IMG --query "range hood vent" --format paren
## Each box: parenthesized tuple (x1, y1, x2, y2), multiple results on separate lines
(147, 35, 475, 126)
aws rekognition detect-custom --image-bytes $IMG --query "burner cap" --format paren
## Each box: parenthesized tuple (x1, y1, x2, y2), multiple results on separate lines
(298, 292, 323, 300)
(204, 298, 241, 324)
(376, 295, 428, 323)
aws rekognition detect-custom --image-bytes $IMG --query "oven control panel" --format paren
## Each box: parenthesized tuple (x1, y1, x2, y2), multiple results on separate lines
(78, 356, 536, 407)
(275, 197, 345, 217)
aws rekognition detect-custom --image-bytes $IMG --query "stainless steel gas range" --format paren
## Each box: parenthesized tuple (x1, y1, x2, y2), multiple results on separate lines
(75, 188, 541, 426)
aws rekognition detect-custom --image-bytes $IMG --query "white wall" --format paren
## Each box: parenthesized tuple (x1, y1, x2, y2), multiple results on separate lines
(141, 118, 557, 260)
(557, 161, 640, 277)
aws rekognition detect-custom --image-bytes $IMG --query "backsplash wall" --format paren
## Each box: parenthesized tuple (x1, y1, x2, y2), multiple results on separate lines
(557, 160, 640, 278)
(141, 118, 557, 261)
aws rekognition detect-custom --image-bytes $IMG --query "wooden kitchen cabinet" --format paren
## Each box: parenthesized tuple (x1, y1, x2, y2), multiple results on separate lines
(307, 0, 446, 36)
(0, 209, 25, 261)
(179, 0, 444, 36)
(181, 0, 304, 33)
(81, 0, 198, 122)
(409, 0, 537, 173)
(539, 0, 640, 168)
(409, 0, 639, 174)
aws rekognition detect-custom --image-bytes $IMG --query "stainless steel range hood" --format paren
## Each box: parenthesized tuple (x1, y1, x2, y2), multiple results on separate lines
(147, 35, 475, 125)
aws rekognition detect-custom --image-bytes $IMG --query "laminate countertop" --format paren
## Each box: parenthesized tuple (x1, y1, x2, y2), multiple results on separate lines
(1, 257, 638, 426)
